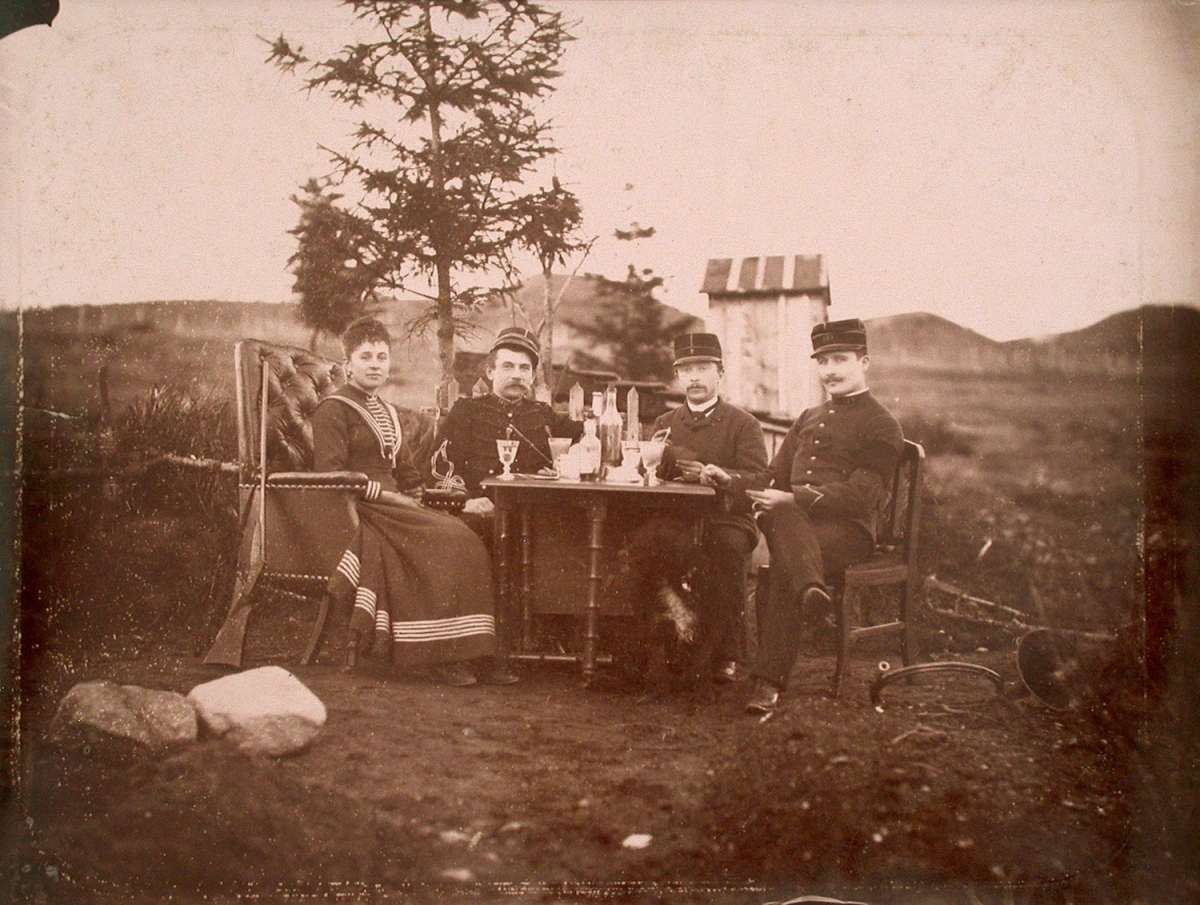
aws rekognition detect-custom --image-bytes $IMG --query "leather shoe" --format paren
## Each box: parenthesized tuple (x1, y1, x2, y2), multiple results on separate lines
(424, 662, 477, 687)
(800, 584, 833, 628)
(744, 678, 780, 714)
(713, 660, 739, 684)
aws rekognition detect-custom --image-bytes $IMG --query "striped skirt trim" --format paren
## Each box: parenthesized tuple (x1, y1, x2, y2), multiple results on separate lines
(352, 586, 494, 644)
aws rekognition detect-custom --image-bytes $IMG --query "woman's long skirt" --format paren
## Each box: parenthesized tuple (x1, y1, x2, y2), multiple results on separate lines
(327, 502, 497, 664)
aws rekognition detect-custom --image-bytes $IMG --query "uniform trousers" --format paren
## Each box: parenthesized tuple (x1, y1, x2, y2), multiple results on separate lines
(701, 523, 758, 665)
(753, 501, 873, 689)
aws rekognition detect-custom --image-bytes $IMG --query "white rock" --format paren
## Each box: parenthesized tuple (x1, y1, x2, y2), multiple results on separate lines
(621, 833, 653, 849)
(187, 666, 326, 757)
(52, 681, 197, 750)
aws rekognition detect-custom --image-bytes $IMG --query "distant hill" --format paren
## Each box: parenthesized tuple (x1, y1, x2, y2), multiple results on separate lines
(865, 312, 1008, 372)
(7, 297, 1195, 390)
(1003, 305, 1200, 377)
(865, 305, 1200, 377)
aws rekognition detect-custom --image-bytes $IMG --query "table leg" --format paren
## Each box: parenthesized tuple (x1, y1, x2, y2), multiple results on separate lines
(520, 503, 534, 652)
(493, 498, 514, 653)
(583, 498, 607, 684)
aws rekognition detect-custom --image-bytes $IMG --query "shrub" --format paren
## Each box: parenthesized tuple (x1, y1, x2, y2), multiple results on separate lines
(113, 384, 238, 528)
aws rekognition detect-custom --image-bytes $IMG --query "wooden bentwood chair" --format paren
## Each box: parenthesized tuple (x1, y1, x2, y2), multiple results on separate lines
(758, 439, 926, 697)
(204, 340, 437, 669)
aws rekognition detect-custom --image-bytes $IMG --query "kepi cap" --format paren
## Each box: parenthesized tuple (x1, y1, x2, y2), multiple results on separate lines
(673, 332, 723, 367)
(811, 318, 868, 358)
(491, 326, 541, 367)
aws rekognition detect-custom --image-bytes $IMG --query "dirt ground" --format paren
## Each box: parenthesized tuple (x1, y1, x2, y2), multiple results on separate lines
(7, 595, 1184, 905)
(7, 364, 1196, 905)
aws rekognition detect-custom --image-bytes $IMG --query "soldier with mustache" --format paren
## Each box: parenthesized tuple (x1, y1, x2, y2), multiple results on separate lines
(745, 318, 904, 715)
(435, 327, 581, 533)
(633, 333, 771, 684)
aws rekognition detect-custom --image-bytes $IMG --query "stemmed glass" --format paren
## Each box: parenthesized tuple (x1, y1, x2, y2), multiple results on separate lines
(548, 437, 573, 478)
(496, 439, 520, 480)
(640, 439, 665, 486)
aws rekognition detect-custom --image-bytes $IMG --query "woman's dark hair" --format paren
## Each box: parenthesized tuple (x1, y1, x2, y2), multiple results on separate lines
(342, 316, 391, 357)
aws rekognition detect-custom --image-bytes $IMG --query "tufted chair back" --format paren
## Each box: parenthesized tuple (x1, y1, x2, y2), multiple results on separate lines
(236, 340, 343, 474)
(234, 339, 437, 480)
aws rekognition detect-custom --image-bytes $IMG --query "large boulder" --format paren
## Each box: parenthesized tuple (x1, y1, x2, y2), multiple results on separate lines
(51, 681, 198, 751)
(187, 666, 326, 757)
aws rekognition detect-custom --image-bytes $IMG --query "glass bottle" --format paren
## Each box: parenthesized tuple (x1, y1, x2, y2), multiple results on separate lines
(599, 385, 623, 466)
(625, 386, 640, 441)
(578, 416, 603, 480)
(568, 382, 585, 421)
(592, 391, 604, 418)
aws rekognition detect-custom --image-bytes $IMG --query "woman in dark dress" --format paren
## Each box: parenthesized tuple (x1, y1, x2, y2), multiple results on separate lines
(311, 317, 514, 686)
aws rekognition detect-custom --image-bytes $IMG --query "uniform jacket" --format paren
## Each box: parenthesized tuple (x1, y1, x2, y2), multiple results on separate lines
(436, 393, 583, 496)
(767, 389, 903, 542)
(654, 398, 771, 540)
(311, 385, 423, 498)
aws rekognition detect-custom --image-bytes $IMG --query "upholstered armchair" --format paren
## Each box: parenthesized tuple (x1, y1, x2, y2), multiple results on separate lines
(204, 340, 438, 668)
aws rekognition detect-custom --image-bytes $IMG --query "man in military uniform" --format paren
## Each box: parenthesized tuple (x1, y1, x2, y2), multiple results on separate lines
(636, 333, 770, 683)
(745, 318, 904, 714)
(435, 326, 580, 533)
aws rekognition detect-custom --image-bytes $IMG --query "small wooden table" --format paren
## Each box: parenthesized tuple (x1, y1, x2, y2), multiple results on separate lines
(481, 476, 717, 682)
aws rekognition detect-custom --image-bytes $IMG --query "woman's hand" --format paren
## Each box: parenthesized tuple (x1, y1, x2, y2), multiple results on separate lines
(746, 488, 794, 512)
(462, 496, 495, 516)
(378, 490, 421, 509)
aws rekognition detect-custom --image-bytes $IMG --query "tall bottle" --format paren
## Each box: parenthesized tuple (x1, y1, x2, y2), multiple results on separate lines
(625, 386, 640, 441)
(578, 416, 603, 480)
(592, 391, 604, 419)
(568, 382, 585, 421)
(599, 385, 623, 466)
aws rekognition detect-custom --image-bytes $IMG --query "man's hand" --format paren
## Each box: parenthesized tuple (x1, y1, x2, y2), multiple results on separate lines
(675, 459, 704, 483)
(699, 463, 733, 488)
(462, 496, 495, 516)
(746, 488, 794, 512)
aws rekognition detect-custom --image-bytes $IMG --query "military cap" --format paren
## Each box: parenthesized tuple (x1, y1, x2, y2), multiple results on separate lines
(810, 318, 868, 358)
(491, 326, 541, 367)
(673, 332, 723, 367)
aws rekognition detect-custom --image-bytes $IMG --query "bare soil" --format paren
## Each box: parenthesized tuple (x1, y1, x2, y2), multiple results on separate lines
(6, 592, 1181, 905)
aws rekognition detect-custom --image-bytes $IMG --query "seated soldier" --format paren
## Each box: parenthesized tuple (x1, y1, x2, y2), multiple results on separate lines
(435, 327, 581, 536)
(630, 333, 770, 684)
(745, 318, 904, 715)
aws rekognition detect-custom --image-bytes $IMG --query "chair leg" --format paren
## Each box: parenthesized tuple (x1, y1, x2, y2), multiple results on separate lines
(834, 585, 859, 698)
(900, 578, 916, 667)
(301, 593, 332, 666)
(345, 630, 360, 672)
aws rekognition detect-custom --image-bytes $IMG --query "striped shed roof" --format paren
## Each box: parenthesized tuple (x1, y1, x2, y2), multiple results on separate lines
(701, 255, 828, 297)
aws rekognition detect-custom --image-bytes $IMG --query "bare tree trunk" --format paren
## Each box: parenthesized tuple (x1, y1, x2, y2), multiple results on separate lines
(423, 0, 456, 407)
(540, 264, 555, 393)
(436, 259, 456, 405)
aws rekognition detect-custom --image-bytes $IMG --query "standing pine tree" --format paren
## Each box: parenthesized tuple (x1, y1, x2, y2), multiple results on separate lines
(268, 0, 577, 403)
(287, 178, 381, 349)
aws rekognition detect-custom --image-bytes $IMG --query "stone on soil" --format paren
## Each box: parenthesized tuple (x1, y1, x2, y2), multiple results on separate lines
(187, 665, 326, 757)
(51, 681, 198, 750)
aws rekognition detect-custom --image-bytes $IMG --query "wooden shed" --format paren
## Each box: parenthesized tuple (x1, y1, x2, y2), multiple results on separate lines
(702, 255, 830, 418)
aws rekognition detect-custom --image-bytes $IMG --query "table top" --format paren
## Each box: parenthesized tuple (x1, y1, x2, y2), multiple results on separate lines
(481, 475, 716, 499)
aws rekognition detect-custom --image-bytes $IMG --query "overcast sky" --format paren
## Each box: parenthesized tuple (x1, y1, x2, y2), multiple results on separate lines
(1, 0, 1196, 340)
